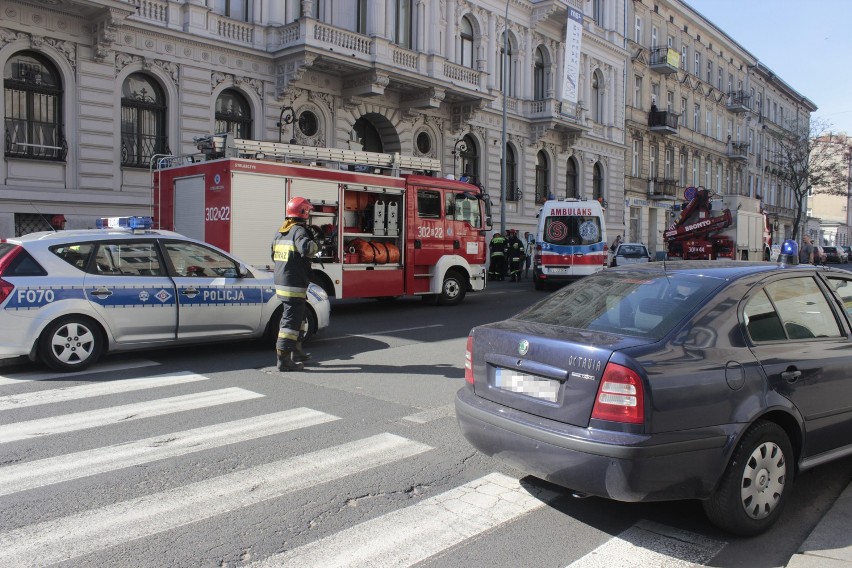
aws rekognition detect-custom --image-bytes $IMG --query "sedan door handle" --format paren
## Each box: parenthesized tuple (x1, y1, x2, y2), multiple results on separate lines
(181, 287, 199, 298)
(90, 287, 113, 298)
(781, 370, 802, 383)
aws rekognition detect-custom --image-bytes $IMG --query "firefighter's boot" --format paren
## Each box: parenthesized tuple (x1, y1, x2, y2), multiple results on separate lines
(292, 342, 312, 363)
(276, 349, 304, 371)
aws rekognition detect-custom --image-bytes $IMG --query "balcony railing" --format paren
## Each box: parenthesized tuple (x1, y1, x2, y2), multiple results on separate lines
(648, 110, 679, 134)
(4, 120, 68, 161)
(728, 142, 749, 160)
(648, 178, 679, 199)
(648, 47, 680, 74)
(727, 91, 752, 113)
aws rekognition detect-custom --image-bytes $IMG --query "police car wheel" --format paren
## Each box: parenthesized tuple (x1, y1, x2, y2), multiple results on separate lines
(301, 307, 318, 340)
(39, 316, 103, 372)
(438, 271, 466, 306)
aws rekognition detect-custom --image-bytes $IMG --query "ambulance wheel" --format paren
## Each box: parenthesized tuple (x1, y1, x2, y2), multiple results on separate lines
(438, 270, 466, 306)
(39, 316, 103, 372)
(534, 276, 545, 291)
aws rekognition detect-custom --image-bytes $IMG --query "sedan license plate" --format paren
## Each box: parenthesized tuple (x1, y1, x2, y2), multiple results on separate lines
(494, 368, 559, 402)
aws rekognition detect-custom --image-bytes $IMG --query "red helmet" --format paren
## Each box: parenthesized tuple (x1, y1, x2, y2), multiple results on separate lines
(286, 197, 313, 220)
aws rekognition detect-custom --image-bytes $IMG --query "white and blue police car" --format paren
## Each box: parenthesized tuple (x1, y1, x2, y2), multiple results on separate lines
(0, 217, 330, 371)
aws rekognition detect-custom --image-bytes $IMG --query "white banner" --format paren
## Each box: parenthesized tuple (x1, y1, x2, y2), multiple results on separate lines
(562, 7, 584, 106)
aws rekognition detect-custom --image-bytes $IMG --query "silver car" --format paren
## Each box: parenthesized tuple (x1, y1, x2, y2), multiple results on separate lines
(609, 242, 651, 267)
(0, 218, 330, 371)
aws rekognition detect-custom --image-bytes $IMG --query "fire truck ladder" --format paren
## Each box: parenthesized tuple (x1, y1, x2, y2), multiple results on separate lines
(193, 133, 442, 177)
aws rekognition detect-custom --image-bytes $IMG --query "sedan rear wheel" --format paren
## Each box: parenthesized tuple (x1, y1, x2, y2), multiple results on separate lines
(703, 421, 793, 536)
(39, 316, 103, 372)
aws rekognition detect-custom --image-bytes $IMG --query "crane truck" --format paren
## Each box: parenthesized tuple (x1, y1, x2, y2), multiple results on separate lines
(665, 188, 771, 261)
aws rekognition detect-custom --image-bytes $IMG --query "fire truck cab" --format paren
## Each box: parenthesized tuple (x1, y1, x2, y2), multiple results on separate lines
(153, 134, 492, 305)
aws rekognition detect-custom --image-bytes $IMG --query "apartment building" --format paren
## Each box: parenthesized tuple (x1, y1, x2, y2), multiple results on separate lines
(1, 0, 627, 239)
(625, 0, 815, 255)
(807, 134, 852, 246)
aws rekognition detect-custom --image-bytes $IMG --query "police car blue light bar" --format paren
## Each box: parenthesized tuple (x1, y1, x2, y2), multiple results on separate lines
(96, 216, 154, 230)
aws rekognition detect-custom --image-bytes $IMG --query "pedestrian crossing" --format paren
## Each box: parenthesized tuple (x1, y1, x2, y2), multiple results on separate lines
(0, 363, 727, 567)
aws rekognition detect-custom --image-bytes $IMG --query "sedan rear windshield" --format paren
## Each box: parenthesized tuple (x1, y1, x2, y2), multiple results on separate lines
(514, 270, 721, 339)
(617, 245, 647, 257)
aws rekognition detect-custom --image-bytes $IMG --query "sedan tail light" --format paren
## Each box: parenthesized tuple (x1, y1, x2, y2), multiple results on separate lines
(464, 335, 474, 384)
(591, 362, 645, 424)
(0, 277, 13, 304)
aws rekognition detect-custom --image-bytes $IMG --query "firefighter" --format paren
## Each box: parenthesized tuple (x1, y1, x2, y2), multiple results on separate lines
(271, 196, 320, 371)
(506, 229, 525, 282)
(488, 232, 507, 281)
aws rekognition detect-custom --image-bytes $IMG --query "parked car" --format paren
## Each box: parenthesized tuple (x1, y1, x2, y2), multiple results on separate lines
(0, 217, 330, 371)
(456, 261, 852, 536)
(840, 245, 852, 262)
(609, 243, 651, 267)
(823, 246, 848, 264)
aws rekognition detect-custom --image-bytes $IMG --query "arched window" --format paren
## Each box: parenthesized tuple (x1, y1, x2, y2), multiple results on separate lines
(460, 16, 474, 68)
(593, 162, 604, 200)
(4, 51, 65, 160)
(499, 32, 514, 97)
(535, 151, 550, 203)
(215, 89, 252, 138)
(565, 157, 578, 199)
(534, 46, 546, 100)
(121, 73, 168, 168)
(591, 70, 604, 123)
(506, 145, 518, 201)
(460, 134, 479, 185)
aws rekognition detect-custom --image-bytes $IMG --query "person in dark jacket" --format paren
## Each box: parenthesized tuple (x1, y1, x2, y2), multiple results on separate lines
(488, 232, 507, 281)
(271, 196, 319, 371)
(506, 229, 525, 282)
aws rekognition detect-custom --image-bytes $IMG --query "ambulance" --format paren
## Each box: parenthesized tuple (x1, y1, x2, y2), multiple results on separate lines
(532, 199, 608, 289)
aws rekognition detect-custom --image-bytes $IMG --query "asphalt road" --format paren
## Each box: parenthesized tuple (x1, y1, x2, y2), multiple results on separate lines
(0, 277, 850, 567)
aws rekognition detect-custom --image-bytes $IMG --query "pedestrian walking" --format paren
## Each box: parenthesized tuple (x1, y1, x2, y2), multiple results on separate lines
(271, 196, 320, 371)
(488, 232, 507, 281)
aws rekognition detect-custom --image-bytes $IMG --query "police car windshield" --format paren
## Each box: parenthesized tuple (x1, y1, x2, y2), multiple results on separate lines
(543, 216, 602, 246)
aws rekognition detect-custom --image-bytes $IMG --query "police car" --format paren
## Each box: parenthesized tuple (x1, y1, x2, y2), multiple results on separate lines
(0, 216, 330, 371)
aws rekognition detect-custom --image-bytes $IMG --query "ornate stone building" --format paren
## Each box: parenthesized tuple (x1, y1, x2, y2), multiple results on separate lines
(625, 0, 815, 255)
(1, 0, 626, 239)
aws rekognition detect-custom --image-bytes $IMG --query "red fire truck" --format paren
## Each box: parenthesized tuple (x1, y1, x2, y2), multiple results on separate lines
(152, 134, 492, 305)
(665, 187, 771, 261)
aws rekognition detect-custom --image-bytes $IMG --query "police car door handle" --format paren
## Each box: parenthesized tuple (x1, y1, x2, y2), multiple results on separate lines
(90, 287, 113, 298)
(181, 287, 199, 298)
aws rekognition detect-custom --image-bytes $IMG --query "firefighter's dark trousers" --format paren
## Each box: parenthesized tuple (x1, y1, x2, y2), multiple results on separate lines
(276, 297, 306, 351)
(489, 254, 505, 280)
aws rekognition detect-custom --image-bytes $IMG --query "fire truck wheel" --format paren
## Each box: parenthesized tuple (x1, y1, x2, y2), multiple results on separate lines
(438, 270, 466, 306)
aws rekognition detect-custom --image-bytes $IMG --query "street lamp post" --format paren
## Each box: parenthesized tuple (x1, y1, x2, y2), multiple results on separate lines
(277, 106, 298, 144)
(500, 0, 509, 236)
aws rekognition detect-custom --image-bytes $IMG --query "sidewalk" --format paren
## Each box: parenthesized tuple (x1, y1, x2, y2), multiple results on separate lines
(786, 478, 852, 567)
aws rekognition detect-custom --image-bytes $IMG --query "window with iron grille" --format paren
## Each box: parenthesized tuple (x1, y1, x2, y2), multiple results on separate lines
(121, 73, 168, 168)
(4, 51, 66, 161)
(459, 134, 479, 186)
(215, 89, 252, 139)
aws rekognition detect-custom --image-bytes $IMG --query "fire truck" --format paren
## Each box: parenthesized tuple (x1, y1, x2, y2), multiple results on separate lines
(152, 134, 492, 305)
(665, 187, 771, 261)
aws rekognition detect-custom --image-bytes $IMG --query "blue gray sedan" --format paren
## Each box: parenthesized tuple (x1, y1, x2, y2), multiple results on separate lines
(456, 260, 852, 536)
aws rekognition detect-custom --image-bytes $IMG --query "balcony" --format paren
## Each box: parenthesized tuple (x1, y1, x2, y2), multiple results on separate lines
(524, 98, 588, 142)
(727, 91, 752, 113)
(273, 20, 492, 107)
(648, 178, 679, 199)
(648, 110, 679, 134)
(648, 47, 680, 75)
(727, 142, 749, 161)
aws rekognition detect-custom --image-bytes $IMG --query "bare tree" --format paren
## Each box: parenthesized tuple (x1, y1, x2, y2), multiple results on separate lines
(769, 117, 850, 240)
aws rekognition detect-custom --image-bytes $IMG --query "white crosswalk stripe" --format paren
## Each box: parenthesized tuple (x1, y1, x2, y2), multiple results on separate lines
(0, 408, 339, 497)
(250, 472, 555, 568)
(0, 371, 208, 410)
(0, 387, 263, 444)
(0, 433, 432, 567)
(0, 359, 160, 385)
